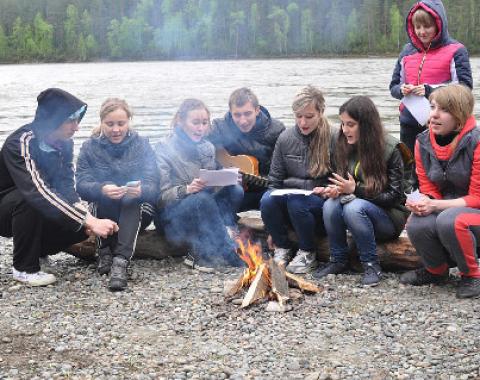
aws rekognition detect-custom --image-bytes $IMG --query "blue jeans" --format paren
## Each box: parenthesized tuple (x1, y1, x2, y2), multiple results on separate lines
(158, 185, 244, 266)
(260, 190, 325, 252)
(323, 198, 396, 263)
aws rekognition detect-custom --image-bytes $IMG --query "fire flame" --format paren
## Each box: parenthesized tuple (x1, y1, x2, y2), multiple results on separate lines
(236, 238, 269, 287)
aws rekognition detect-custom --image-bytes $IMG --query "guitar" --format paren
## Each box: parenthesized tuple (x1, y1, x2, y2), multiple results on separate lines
(215, 149, 269, 189)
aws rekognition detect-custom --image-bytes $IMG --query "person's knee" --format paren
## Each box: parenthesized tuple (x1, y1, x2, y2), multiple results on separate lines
(322, 198, 341, 219)
(406, 215, 428, 238)
(260, 191, 276, 211)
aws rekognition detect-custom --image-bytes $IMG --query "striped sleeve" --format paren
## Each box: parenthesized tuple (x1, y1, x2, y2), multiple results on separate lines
(4, 131, 86, 230)
(463, 143, 480, 208)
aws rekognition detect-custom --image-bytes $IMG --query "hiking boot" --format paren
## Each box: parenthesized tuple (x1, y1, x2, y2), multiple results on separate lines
(399, 267, 448, 286)
(272, 247, 294, 266)
(108, 256, 128, 291)
(12, 268, 56, 286)
(312, 261, 348, 279)
(97, 248, 113, 275)
(286, 249, 318, 274)
(183, 254, 215, 273)
(362, 262, 382, 287)
(456, 276, 480, 299)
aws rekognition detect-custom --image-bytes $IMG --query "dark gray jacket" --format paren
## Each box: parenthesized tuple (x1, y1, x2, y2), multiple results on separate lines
(209, 106, 285, 176)
(155, 129, 218, 207)
(268, 126, 338, 190)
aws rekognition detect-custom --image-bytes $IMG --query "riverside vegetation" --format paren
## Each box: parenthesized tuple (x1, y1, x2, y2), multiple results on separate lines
(0, 0, 479, 63)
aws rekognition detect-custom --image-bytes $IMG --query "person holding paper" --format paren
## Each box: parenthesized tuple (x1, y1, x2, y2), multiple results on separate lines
(260, 86, 338, 274)
(76, 98, 158, 291)
(389, 0, 472, 156)
(154, 99, 244, 271)
(313, 96, 411, 287)
(400, 84, 480, 299)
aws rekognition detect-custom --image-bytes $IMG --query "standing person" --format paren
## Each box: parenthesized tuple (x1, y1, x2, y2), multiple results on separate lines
(313, 96, 410, 286)
(208, 87, 285, 210)
(0, 88, 118, 286)
(400, 84, 480, 299)
(76, 98, 158, 291)
(260, 86, 337, 274)
(389, 0, 472, 157)
(155, 99, 244, 271)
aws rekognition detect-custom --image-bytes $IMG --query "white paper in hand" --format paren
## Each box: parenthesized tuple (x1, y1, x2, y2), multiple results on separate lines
(405, 189, 423, 203)
(270, 189, 313, 196)
(401, 95, 430, 126)
(199, 168, 239, 186)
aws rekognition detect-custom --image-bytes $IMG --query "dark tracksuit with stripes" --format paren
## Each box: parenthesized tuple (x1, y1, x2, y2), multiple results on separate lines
(0, 88, 89, 273)
(407, 116, 480, 278)
(75, 131, 158, 261)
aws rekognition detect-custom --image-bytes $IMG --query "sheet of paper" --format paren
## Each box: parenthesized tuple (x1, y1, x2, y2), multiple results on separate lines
(199, 168, 239, 186)
(270, 189, 313, 196)
(405, 189, 423, 203)
(401, 94, 430, 126)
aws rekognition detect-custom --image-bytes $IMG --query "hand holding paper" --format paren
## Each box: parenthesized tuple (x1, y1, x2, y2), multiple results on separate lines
(199, 168, 239, 187)
(401, 94, 430, 126)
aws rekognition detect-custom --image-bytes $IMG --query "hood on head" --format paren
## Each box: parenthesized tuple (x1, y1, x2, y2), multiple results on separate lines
(406, 0, 449, 50)
(31, 88, 87, 138)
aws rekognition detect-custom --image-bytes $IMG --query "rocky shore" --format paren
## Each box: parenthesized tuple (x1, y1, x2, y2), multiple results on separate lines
(1, 236, 479, 380)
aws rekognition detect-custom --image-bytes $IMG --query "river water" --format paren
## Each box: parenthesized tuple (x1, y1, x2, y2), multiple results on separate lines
(1, 58, 479, 152)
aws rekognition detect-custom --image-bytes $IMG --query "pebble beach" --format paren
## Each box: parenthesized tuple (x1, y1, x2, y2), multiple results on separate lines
(1, 236, 479, 380)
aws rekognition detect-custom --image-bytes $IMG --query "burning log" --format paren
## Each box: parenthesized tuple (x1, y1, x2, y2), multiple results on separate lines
(224, 238, 321, 311)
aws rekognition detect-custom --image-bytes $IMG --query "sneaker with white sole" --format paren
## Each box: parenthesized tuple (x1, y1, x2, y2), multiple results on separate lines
(272, 247, 294, 266)
(183, 254, 215, 273)
(286, 249, 318, 274)
(12, 268, 56, 286)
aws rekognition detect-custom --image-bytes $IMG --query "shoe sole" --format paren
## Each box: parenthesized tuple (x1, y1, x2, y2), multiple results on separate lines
(286, 265, 318, 274)
(14, 278, 56, 287)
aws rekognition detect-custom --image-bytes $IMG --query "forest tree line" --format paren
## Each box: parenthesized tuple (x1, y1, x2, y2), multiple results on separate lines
(0, 0, 478, 63)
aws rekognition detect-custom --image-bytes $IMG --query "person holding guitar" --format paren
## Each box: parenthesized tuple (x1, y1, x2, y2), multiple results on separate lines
(209, 88, 285, 210)
(260, 86, 338, 274)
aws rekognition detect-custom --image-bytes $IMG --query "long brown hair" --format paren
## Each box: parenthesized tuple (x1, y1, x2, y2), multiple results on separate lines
(292, 86, 332, 177)
(336, 96, 387, 197)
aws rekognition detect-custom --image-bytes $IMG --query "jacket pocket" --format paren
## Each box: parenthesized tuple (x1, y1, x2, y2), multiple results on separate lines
(284, 154, 305, 177)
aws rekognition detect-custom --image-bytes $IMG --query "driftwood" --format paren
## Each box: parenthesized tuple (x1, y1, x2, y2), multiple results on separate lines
(66, 211, 421, 271)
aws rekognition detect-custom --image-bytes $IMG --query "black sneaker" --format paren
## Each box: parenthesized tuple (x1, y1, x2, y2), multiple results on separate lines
(97, 248, 113, 275)
(456, 276, 480, 299)
(109, 256, 128, 291)
(312, 261, 348, 279)
(399, 267, 448, 286)
(362, 262, 382, 287)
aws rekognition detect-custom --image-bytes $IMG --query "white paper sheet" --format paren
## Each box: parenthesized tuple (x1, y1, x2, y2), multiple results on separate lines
(270, 189, 313, 196)
(199, 168, 239, 186)
(401, 94, 430, 126)
(405, 189, 423, 203)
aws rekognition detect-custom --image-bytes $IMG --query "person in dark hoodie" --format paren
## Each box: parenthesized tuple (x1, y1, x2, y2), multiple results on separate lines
(208, 87, 285, 210)
(76, 98, 158, 291)
(0, 88, 118, 286)
(389, 0, 472, 158)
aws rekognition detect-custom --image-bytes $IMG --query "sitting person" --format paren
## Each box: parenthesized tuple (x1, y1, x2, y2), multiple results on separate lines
(313, 96, 410, 286)
(260, 86, 337, 274)
(208, 87, 285, 210)
(76, 98, 158, 291)
(400, 84, 480, 299)
(0, 88, 118, 286)
(155, 98, 244, 271)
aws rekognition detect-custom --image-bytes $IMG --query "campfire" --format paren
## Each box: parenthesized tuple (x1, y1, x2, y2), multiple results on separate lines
(224, 237, 322, 312)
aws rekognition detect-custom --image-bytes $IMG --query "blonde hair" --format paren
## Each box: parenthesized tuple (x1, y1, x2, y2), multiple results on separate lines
(171, 98, 210, 131)
(412, 8, 436, 27)
(92, 98, 132, 137)
(429, 84, 474, 130)
(292, 86, 332, 177)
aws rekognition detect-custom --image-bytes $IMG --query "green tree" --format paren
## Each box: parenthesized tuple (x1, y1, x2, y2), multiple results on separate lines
(33, 12, 54, 60)
(0, 24, 8, 61)
(389, 3, 401, 52)
(268, 6, 290, 54)
(64, 4, 80, 59)
(229, 10, 245, 58)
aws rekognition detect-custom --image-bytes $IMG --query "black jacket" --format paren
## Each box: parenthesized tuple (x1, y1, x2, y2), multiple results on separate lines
(268, 125, 338, 190)
(0, 88, 88, 230)
(209, 106, 285, 176)
(76, 131, 158, 205)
